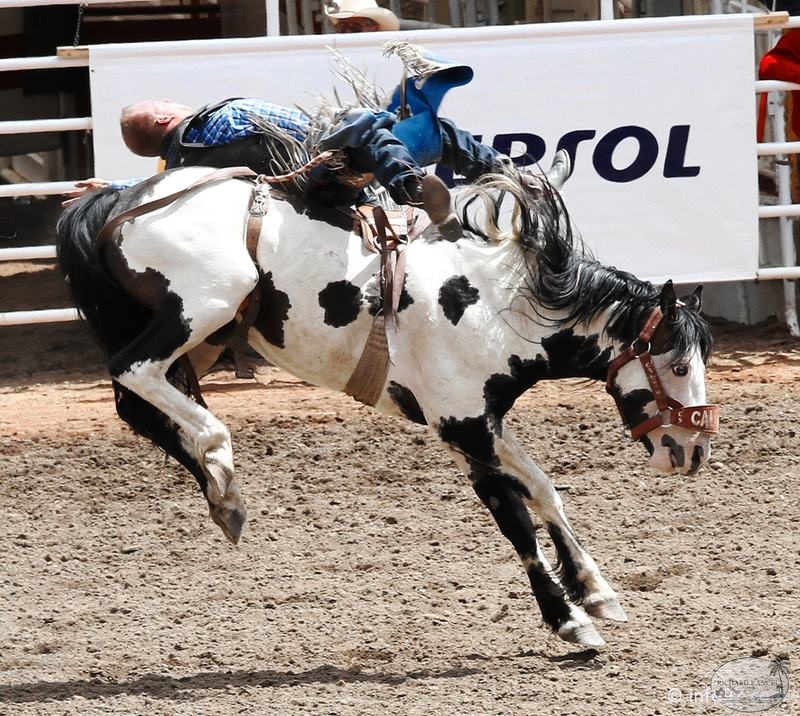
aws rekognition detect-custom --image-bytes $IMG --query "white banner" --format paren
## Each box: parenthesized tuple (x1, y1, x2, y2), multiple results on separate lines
(89, 15, 759, 284)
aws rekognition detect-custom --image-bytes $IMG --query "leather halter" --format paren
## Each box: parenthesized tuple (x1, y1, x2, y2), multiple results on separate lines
(605, 307, 720, 441)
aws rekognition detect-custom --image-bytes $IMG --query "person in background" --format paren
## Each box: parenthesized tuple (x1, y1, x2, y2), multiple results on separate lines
(759, 29, 800, 140)
(324, 0, 400, 32)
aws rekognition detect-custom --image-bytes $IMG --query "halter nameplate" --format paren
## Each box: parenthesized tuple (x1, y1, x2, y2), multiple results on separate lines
(606, 307, 720, 441)
(672, 405, 720, 434)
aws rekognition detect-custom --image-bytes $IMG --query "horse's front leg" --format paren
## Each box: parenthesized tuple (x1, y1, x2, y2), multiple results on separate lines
(493, 429, 627, 623)
(444, 445, 604, 647)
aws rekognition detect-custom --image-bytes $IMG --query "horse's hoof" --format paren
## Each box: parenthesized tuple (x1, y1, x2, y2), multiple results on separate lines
(585, 597, 628, 623)
(558, 621, 605, 647)
(204, 447, 235, 503)
(210, 500, 247, 544)
(208, 479, 247, 544)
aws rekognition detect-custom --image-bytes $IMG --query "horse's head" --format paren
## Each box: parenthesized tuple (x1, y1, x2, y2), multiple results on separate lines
(607, 281, 718, 476)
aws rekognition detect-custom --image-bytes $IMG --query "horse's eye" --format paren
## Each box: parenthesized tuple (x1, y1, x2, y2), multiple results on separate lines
(672, 364, 689, 377)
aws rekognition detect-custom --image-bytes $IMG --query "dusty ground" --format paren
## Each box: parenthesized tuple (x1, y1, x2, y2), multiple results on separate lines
(1, 199, 799, 715)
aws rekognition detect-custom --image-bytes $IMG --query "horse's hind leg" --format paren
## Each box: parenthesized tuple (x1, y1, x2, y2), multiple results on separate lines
(109, 307, 247, 542)
(113, 381, 244, 542)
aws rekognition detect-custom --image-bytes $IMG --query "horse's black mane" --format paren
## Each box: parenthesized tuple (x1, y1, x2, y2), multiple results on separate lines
(458, 174, 712, 362)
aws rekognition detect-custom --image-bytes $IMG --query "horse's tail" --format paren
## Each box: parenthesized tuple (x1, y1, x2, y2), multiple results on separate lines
(55, 189, 152, 360)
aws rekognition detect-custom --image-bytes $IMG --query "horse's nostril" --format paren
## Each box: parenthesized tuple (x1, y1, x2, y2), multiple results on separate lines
(661, 435, 685, 469)
(690, 445, 704, 472)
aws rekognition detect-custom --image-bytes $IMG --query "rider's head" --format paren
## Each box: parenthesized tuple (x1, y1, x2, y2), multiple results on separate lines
(119, 99, 193, 156)
(324, 0, 400, 32)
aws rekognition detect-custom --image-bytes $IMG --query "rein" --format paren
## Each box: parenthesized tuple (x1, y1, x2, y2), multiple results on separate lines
(605, 307, 720, 441)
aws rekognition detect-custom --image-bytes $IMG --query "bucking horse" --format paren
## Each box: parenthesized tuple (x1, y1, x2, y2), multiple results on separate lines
(56, 149, 719, 647)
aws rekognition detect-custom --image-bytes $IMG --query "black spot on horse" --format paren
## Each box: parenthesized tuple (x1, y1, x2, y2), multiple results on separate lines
(472, 469, 535, 547)
(484, 355, 549, 433)
(398, 285, 414, 313)
(689, 444, 704, 474)
(438, 415, 498, 468)
(438, 275, 480, 325)
(471, 467, 572, 633)
(387, 381, 426, 425)
(108, 287, 190, 376)
(364, 279, 381, 316)
(541, 329, 612, 380)
(364, 275, 415, 316)
(618, 388, 653, 433)
(661, 434, 685, 468)
(526, 557, 575, 633)
(318, 280, 362, 328)
(254, 271, 292, 349)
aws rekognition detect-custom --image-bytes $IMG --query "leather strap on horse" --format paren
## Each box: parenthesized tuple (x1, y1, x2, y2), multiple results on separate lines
(228, 180, 269, 379)
(95, 151, 341, 250)
(344, 205, 413, 406)
(606, 307, 720, 440)
(95, 166, 258, 250)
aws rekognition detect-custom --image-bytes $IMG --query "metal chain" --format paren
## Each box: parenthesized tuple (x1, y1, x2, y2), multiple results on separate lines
(73, 3, 86, 47)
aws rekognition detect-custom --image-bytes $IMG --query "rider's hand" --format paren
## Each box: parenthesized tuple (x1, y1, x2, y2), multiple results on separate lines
(61, 178, 109, 207)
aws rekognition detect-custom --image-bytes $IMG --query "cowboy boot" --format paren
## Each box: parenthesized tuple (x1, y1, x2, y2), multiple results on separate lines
(545, 149, 573, 190)
(520, 149, 574, 195)
(420, 175, 454, 224)
(419, 175, 462, 241)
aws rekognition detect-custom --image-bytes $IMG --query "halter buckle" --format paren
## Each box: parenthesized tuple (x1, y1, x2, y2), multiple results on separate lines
(249, 184, 270, 217)
(632, 338, 651, 356)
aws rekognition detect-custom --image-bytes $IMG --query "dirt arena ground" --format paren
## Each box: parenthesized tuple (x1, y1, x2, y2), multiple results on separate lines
(1, 197, 799, 715)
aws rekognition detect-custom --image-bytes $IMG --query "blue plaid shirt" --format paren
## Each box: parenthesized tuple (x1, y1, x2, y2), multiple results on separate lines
(184, 99, 310, 145)
(110, 99, 311, 189)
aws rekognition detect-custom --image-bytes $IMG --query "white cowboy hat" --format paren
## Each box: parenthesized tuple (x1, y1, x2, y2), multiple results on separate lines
(324, 0, 400, 31)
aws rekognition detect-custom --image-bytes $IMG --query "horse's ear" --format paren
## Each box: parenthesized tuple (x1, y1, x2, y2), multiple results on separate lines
(682, 285, 703, 313)
(659, 280, 677, 320)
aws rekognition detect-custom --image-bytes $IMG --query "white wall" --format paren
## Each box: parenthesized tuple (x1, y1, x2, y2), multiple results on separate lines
(88, 15, 761, 286)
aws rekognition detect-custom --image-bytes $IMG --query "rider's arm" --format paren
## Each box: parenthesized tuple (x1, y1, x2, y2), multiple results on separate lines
(61, 177, 145, 206)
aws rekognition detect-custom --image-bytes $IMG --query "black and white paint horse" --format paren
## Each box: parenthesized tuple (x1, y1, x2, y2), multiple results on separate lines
(56, 157, 716, 646)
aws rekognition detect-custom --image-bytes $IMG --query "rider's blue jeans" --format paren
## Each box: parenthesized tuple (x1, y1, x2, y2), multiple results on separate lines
(319, 108, 510, 205)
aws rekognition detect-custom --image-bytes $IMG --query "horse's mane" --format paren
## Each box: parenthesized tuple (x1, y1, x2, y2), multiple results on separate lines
(457, 173, 712, 361)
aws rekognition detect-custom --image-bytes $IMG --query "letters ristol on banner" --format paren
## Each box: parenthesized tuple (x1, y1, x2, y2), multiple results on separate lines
(449, 124, 700, 184)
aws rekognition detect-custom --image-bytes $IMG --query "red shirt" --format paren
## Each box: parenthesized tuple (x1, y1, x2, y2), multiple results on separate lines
(759, 29, 800, 137)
